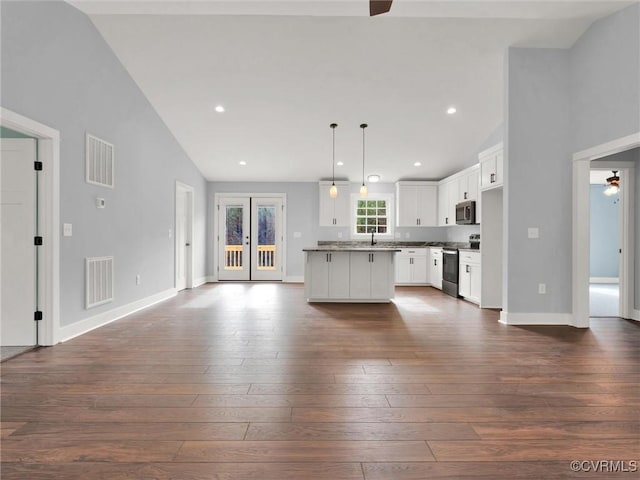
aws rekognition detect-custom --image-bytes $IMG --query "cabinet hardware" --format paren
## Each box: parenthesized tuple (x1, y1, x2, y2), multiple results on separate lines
(466, 264, 470, 273)
(464, 192, 468, 200)
(490, 173, 496, 183)
(445, 217, 449, 225)
(434, 259, 437, 266)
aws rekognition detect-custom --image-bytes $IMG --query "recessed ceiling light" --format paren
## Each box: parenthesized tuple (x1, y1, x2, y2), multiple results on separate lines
(367, 174, 380, 183)
(215, 105, 225, 113)
(238, 161, 247, 166)
(447, 107, 457, 115)
(414, 162, 422, 167)
(337, 161, 344, 166)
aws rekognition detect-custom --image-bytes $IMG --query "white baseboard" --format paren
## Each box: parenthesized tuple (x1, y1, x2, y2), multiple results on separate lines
(499, 311, 576, 327)
(193, 276, 208, 288)
(58, 288, 177, 343)
(284, 276, 304, 283)
(633, 309, 640, 322)
(206, 275, 218, 283)
(589, 277, 619, 284)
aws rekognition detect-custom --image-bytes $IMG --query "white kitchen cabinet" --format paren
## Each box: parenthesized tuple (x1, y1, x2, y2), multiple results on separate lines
(459, 250, 481, 304)
(395, 248, 428, 285)
(396, 182, 438, 227)
(350, 251, 395, 300)
(479, 143, 504, 191)
(305, 251, 350, 299)
(458, 167, 479, 202)
(429, 248, 443, 290)
(437, 182, 451, 226)
(318, 181, 350, 226)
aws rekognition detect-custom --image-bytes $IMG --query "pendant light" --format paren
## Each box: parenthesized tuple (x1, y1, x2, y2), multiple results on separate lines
(603, 170, 620, 196)
(359, 123, 368, 198)
(329, 123, 338, 198)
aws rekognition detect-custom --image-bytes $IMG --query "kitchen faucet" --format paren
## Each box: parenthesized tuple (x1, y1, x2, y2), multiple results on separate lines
(371, 231, 377, 246)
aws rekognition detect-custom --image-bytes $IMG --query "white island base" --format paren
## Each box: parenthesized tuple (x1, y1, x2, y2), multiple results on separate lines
(303, 248, 399, 303)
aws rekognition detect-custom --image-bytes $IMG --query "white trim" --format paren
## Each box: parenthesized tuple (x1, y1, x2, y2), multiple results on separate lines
(573, 132, 639, 329)
(478, 141, 504, 160)
(1, 108, 60, 346)
(436, 163, 480, 186)
(175, 181, 195, 290)
(284, 275, 304, 283)
(632, 309, 640, 322)
(193, 276, 208, 288)
(58, 288, 176, 343)
(206, 275, 217, 283)
(573, 133, 640, 162)
(350, 192, 395, 240)
(590, 277, 619, 284)
(499, 311, 576, 327)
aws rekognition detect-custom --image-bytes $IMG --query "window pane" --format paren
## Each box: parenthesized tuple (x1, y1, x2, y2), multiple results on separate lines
(379, 226, 387, 233)
(358, 200, 366, 208)
(379, 218, 387, 226)
(357, 208, 366, 215)
(225, 207, 243, 245)
(377, 208, 386, 215)
(377, 200, 386, 208)
(367, 218, 377, 226)
(357, 217, 366, 225)
(367, 209, 376, 216)
(357, 226, 366, 233)
(367, 201, 376, 208)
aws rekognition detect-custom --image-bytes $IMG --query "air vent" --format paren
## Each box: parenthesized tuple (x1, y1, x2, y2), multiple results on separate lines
(86, 256, 114, 309)
(86, 134, 114, 188)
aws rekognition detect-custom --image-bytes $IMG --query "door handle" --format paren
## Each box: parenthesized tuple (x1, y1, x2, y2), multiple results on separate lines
(185, 243, 190, 246)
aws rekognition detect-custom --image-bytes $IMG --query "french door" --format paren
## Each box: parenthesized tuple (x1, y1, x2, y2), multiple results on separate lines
(218, 196, 283, 281)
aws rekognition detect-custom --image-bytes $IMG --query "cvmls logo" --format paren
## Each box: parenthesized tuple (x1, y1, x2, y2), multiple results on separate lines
(570, 460, 638, 473)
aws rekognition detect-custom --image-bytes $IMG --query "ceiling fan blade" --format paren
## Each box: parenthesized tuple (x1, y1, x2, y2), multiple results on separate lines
(370, 0, 393, 16)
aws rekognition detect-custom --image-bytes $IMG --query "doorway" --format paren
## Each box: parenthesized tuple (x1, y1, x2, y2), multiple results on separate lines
(216, 194, 285, 281)
(1, 138, 38, 348)
(589, 169, 621, 317)
(175, 182, 194, 291)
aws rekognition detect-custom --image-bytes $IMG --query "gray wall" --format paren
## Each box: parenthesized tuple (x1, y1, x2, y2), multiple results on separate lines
(504, 4, 639, 316)
(2, 1, 207, 327)
(636, 154, 640, 310)
(589, 185, 619, 278)
(505, 48, 572, 313)
(570, 4, 640, 153)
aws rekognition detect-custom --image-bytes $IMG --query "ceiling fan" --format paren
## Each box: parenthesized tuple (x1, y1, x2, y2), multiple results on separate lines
(370, 0, 393, 16)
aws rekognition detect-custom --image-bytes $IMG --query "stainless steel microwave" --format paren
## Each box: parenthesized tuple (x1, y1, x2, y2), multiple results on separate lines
(455, 200, 476, 225)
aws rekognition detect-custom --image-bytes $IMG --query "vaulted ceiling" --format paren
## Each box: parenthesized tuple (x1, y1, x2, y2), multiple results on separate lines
(70, 1, 632, 182)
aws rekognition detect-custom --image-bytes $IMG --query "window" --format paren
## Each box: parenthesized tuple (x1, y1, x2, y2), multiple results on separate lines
(351, 193, 394, 239)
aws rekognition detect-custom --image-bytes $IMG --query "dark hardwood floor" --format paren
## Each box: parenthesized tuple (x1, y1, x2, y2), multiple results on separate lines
(1, 283, 639, 479)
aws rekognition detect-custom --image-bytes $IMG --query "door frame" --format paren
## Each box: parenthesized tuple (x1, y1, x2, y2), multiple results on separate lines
(573, 132, 639, 327)
(175, 181, 194, 290)
(1, 107, 60, 346)
(213, 192, 286, 281)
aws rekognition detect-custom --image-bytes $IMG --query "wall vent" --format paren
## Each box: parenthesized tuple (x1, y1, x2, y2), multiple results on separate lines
(86, 256, 114, 309)
(86, 133, 114, 188)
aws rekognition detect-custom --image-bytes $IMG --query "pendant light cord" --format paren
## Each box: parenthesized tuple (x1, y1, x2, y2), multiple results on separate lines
(361, 123, 368, 185)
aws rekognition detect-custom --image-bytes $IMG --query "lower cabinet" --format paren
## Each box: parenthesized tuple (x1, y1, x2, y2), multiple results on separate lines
(459, 251, 481, 304)
(429, 248, 443, 290)
(306, 251, 350, 300)
(304, 250, 396, 302)
(350, 252, 394, 300)
(395, 248, 428, 285)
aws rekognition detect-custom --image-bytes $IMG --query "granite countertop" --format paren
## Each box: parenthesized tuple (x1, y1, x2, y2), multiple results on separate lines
(315, 241, 474, 249)
(303, 246, 402, 252)
(458, 247, 481, 252)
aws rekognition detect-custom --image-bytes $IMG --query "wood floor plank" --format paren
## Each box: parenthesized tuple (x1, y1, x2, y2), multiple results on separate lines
(193, 394, 389, 407)
(8, 422, 248, 441)
(0, 394, 197, 408)
(428, 439, 639, 461)
(0, 439, 182, 462)
(175, 440, 435, 462)
(245, 422, 479, 441)
(472, 421, 640, 439)
(248, 383, 432, 395)
(0, 462, 365, 480)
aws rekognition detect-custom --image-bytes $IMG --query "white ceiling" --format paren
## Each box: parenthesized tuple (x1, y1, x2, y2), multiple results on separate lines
(71, 1, 633, 182)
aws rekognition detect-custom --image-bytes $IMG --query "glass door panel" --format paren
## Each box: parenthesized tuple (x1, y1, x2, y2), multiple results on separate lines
(218, 198, 250, 280)
(251, 198, 283, 281)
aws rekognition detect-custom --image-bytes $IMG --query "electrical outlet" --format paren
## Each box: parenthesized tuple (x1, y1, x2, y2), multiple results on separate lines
(405, 232, 410, 238)
(538, 283, 546, 294)
(337, 232, 342, 239)
(528, 227, 539, 239)
(136, 274, 141, 285)
(63, 223, 73, 237)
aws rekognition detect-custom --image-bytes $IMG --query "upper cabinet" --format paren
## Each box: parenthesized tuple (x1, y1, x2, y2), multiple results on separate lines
(437, 165, 479, 226)
(396, 182, 438, 227)
(319, 181, 350, 226)
(479, 142, 504, 190)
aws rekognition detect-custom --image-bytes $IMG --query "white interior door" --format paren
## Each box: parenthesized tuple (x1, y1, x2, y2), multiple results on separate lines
(251, 197, 283, 281)
(175, 186, 190, 291)
(1, 138, 37, 346)
(218, 197, 251, 281)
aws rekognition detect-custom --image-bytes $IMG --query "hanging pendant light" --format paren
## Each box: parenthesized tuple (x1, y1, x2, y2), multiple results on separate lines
(329, 123, 338, 198)
(360, 123, 368, 198)
(603, 170, 620, 196)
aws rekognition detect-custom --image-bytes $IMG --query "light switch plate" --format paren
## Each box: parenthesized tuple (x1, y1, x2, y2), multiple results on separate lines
(63, 223, 72, 237)
(528, 227, 539, 239)
(96, 197, 105, 209)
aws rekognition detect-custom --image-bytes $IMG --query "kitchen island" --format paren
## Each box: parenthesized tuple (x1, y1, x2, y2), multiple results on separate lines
(303, 247, 400, 302)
